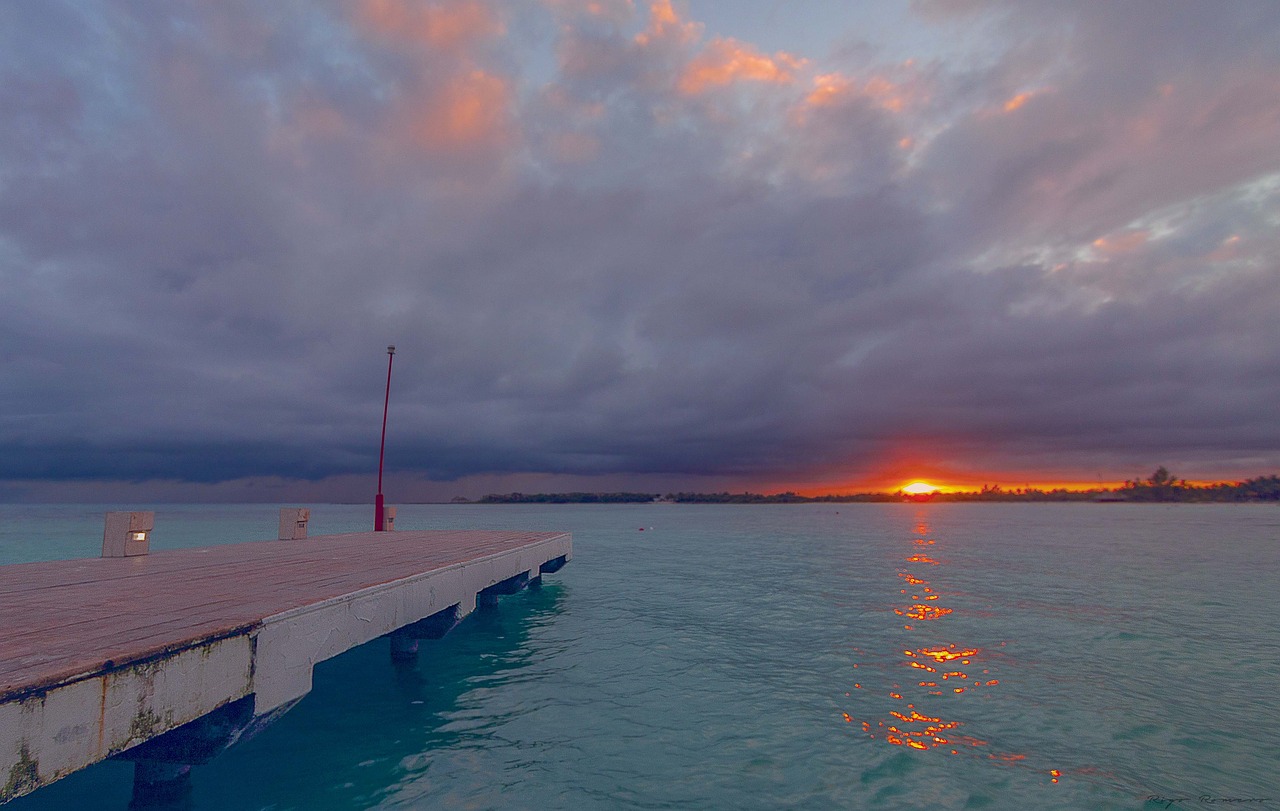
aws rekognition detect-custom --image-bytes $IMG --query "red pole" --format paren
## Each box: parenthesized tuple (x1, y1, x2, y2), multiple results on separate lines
(375, 345, 395, 531)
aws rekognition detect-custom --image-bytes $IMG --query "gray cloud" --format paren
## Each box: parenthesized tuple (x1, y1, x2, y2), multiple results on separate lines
(2, 0, 1279, 498)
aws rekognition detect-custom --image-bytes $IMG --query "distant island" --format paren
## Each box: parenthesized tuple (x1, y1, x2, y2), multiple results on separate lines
(466, 469, 1280, 504)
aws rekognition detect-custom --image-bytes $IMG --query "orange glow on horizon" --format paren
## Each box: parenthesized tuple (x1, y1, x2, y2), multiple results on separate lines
(749, 456, 1162, 495)
(770, 474, 1145, 498)
(902, 481, 941, 494)
(748, 457, 1250, 500)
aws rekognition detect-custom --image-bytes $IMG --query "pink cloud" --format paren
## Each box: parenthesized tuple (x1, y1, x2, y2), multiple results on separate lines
(402, 69, 514, 156)
(1002, 91, 1033, 112)
(1091, 229, 1149, 256)
(677, 37, 804, 95)
(634, 0, 700, 46)
(802, 71, 924, 114)
(340, 0, 520, 168)
(356, 0, 503, 49)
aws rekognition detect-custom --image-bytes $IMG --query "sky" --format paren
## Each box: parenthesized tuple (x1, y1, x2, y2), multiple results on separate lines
(2, 0, 1279, 502)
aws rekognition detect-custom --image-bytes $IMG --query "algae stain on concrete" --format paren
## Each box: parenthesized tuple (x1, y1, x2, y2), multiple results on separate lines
(3, 743, 40, 802)
(127, 707, 175, 747)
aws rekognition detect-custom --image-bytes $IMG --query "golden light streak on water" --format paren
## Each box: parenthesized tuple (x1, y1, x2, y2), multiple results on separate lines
(842, 517, 1032, 764)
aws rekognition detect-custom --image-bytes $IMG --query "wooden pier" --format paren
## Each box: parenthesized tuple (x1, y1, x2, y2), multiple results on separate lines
(0, 528, 571, 803)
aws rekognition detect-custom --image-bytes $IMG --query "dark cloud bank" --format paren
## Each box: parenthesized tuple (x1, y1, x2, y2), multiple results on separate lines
(2, 0, 1279, 500)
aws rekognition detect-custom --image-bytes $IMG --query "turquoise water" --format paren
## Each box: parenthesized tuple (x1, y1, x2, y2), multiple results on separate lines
(3, 503, 1278, 810)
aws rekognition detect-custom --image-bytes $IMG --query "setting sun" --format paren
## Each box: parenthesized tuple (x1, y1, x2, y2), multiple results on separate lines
(902, 481, 940, 495)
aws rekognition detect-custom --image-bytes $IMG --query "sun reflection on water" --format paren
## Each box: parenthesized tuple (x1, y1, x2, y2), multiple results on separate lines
(843, 515, 1041, 769)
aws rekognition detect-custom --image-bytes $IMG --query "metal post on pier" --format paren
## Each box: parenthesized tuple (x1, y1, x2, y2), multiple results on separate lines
(375, 345, 395, 531)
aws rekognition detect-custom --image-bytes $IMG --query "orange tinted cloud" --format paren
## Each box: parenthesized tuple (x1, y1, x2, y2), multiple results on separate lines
(635, 0, 700, 46)
(358, 0, 503, 48)
(407, 69, 512, 153)
(1001, 88, 1053, 113)
(648, 0, 679, 32)
(677, 37, 803, 95)
(1003, 92, 1032, 112)
(805, 72, 915, 113)
(1091, 229, 1149, 255)
(1206, 233, 1243, 262)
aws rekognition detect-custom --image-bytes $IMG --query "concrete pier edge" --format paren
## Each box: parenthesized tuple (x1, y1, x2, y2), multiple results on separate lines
(0, 530, 571, 803)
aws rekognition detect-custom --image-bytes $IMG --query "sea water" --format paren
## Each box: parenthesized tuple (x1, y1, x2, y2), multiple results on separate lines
(2, 502, 1277, 810)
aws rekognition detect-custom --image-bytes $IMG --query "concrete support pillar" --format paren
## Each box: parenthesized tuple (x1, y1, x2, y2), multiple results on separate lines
(389, 628, 418, 664)
(402, 605, 461, 640)
(539, 555, 568, 574)
(102, 512, 153, 557)
(130, 760, 192, 808)
(477, 571, 530, 608)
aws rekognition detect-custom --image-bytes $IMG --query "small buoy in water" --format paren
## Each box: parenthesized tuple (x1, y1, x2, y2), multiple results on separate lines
(638, 527, 644, 531)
